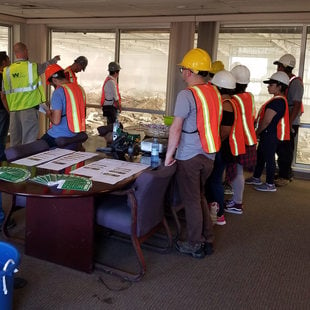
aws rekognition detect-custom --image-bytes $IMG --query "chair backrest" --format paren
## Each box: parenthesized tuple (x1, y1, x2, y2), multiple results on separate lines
(5, 139, 50, 162)
(133, 164, 176, 236)
(54, 132, 88, 150)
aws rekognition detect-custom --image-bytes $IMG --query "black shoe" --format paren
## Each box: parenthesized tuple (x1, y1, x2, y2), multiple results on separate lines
(203, 242, 214, 255)
(175, 240, 205, 259)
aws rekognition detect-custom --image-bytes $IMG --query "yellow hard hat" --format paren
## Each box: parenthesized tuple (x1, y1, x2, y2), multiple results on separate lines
(178, 48, 212, 74)
(209, 60, 225, 74)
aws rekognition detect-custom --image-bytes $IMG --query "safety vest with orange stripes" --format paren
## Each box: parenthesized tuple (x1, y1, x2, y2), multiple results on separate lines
(255, 95, 290, 141)
(61, 83, 86, 133)
(64, 66, 77, 84)
(188, 84, 223, 154)
(100, 76, 121, 110)
(232, 92, 257, 146)
(225, 98, 246, 156)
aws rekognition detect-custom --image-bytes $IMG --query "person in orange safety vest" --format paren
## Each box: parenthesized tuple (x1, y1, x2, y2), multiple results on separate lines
(64, 56, 88, 84)
(40, 64, 86, 148)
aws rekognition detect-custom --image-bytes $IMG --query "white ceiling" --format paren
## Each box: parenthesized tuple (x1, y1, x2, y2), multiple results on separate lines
(0, 0, 310, 19)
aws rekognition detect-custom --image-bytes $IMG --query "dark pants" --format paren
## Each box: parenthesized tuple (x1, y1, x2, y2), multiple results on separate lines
(0, 109, 10, 161)
(102, 105, 117, 125)
(276, 125, 299, 179)
(176, 155, 214, 244)
(205, 151, 226, 217)
(253, 133, 278, 184)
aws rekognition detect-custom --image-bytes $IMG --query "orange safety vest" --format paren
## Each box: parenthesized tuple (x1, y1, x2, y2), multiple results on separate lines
(100, 76, 121, 110)
(255, 95, 290, 141)
(226, 98, 246, 156)
(64, 67, 77, 84)
(188, 84, 223, 154)
(287, 75, 304, 114)
(233, 92, 257, 146)
(61, 83, 86, 133)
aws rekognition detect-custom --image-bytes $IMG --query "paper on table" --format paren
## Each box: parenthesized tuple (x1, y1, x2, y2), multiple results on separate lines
(37, 151, 98, 171)
(12, 148, 75, 166)
(70, 158, 150, 184)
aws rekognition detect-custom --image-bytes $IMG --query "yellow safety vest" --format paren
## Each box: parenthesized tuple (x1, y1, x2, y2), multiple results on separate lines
(3, 61, 46, 111)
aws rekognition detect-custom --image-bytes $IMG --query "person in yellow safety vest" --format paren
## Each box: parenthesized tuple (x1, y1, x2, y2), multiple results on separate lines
(224, 64, 257, 215)
(205, 69, 245, 226)
(245, 71, 290, 192)
(100, 61, 122, 125)
(1, 42, 60, 147)
(40, 64, 86, 148)
(165, 48, 222, 259)
(273, 54, 304, 186)
(64, 56, 88, 84)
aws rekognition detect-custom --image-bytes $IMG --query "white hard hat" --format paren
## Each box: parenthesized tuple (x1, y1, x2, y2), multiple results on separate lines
(230, 65, 250, 84)
(263, 72, 290, 86)
(273, 54, 296, 68)
(211, 70, 236, 90)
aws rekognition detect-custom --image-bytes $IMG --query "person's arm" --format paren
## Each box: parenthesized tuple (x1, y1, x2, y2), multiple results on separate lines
(0, 92, 9, 113)
(164, 116, 183, 166)
(221, 99, 234, 141)
(37, 55, 61, 75)
(289, 100, 302, 127)
(45, 107, 62, 125)
(256, 108, 276, 135)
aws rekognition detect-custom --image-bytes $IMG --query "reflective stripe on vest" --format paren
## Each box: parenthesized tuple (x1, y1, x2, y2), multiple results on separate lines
(64, 67, 77, 84)
(189, 84, 222, 153)
(3, 61, 45, 111)
(100, 76, 121, 109)
(62, 83, 86, 133)
(227, 98, 246, 156)
(233, 93, 257, 146)
(255, 95, 290, 141)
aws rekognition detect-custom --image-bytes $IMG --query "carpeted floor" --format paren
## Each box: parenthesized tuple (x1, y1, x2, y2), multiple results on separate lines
(1, 172, 309, 310)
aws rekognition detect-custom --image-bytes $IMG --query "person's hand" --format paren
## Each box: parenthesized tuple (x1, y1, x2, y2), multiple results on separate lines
(164, 156, 176, 167)
(53, 55, 61, 62)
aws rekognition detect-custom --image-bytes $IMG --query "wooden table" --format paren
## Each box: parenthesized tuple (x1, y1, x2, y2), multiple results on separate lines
(0, 162, 140, 273)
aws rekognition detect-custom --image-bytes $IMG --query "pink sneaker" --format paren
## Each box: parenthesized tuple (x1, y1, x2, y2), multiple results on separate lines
(216, 215, 226, 226)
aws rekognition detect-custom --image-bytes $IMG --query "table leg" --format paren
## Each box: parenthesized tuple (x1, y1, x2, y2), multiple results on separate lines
(25, 196, 94, 273)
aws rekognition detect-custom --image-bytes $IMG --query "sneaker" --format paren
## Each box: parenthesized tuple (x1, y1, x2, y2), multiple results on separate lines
(202, 242, 214, 255)
(254, 183, 277, 192)
(223, 183, 234, 195)
(245, 176, 263, 185)
(274, 178, 290, 187)
(175, 240, 205, 259)
(216, 215, 226, 226)
(224, 200, 243, 215)
(208, 202, 219, 225)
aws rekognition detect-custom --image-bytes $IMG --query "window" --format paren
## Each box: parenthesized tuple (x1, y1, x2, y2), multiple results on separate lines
(0, 25, 10, 55)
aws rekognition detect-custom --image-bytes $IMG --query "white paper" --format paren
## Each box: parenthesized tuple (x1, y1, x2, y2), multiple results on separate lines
(39, 103, 49, 114)
(12, 148, 75, 166)
(37, 151, 98, 171)
(70, 158, 150, 184)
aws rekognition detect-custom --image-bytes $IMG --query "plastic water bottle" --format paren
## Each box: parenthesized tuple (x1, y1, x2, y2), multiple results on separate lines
(113, 119, 119, 141)
(151, 138, 160, 164)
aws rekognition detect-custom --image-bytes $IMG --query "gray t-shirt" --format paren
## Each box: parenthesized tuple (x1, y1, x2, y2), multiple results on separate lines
(287, 77, 304, 125)
(174, 89, 215, 161)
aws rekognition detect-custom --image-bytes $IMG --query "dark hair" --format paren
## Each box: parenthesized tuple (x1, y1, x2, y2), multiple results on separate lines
(47, 70, 66, 84)
(216, 86, 235, 96)
(109, 70, 120, 75)
(0, 51, 8, 64)
(198, 71, 209, 77)
(235, 83, 247, 93)
(277, 82, 288, 93)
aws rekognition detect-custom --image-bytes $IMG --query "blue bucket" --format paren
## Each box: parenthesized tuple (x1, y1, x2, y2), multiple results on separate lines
(0, 242, 20, 310)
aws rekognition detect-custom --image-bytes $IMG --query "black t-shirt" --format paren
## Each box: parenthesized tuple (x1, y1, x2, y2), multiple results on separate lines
(0, 72, 5, 110)
(261, 97, 286, 136)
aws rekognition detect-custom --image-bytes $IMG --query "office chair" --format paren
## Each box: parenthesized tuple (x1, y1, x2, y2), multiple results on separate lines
(94, 163, 176, 281)
(3, 139, 51, 243)
(54, 131, 88, 151)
